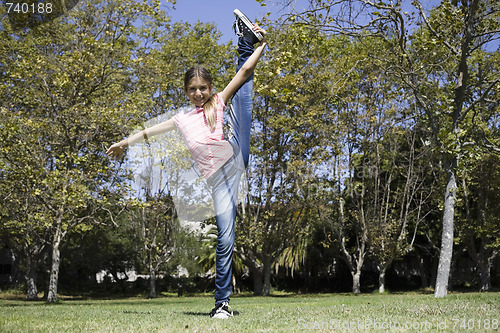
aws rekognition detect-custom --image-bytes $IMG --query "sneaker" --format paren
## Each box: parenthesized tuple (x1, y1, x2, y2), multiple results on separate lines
(233, 9, 263, 44)
(209, 301, 234, 319)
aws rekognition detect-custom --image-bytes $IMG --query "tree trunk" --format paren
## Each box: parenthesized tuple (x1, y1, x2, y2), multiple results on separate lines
(242, 256, 264, 296)
(23, 242, 44, 300)
(262, 259, 272, 296)
(416, 253, 429, 288)
(466, 237, 494, 292)
(252, 266, 263, 296)
(149, 268, 157, 298)
(352, 271, 361, 294)
(338, 197, 365, 295)
(26, 276, 38, 300)
(25, 255, 38, 301)
(232, 274, 240, 294)
(435, 161, 457, 298)
(435, 0, 479, 298)
(430, 254, 439, 289)
(246, 260, 264, 296)
(378, 266, 386, 293)
(476, 242, 496, 292)
(46, 228, 63, 303)
(477, 257, 492, 292)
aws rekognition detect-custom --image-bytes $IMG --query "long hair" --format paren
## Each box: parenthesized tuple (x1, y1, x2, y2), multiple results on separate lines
(184, 65, 216, 131)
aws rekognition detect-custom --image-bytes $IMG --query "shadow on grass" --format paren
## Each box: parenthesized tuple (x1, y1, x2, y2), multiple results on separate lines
(231, 292, 299, 298)
(183, 310, 240, 317)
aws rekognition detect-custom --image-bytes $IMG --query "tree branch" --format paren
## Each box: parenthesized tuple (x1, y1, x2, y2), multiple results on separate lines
(461, 78, 500, 122)
(413, 0, 459, 56)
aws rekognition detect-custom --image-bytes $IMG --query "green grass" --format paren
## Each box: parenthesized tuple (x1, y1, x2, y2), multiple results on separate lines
(0, 292, 499, 332)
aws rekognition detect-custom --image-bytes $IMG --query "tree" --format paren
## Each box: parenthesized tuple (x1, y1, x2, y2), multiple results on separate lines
(408, 0, 499, 297)
(0, 107, 50, 299)
(333, 36, 438, 292)
(236, 23, 339, 295)
(4, 0, 81, 31)
(0, 0, 165, 302)
(273, 0, 500, 297)
(458, 156, 500, 291)
(127, 197, 177, 298)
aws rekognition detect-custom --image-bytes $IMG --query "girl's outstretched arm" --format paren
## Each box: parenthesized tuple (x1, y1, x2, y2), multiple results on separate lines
(219, 25, 267, 105)
(106, 118, 175, 159)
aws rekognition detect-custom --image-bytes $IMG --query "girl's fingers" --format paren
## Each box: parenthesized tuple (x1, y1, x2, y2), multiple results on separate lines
(252, 25, 266, 36)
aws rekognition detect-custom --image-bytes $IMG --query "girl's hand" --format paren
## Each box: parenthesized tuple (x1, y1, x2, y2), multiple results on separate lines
(252, 24, 267, 43)
(106, 141, 127, 160)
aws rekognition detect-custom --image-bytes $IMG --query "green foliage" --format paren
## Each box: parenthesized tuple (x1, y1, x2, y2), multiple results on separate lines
(261, 0, 499, 293)
(0, 0, 182, 300)
(1, 0, 499, 297)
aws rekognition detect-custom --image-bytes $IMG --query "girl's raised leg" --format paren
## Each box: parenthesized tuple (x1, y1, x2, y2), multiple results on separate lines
(228, 37, 254, 168)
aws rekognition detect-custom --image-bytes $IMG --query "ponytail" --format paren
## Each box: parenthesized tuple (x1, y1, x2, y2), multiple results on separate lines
(203, 95, 217, 131)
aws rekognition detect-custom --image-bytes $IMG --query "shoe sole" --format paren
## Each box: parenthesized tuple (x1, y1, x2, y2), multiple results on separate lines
(234, 9, 263, 41)
(211, 313, 233, 319)
(211, 310, 233, 319)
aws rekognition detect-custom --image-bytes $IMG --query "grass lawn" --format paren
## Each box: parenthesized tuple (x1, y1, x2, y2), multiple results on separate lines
(0, 291, 499, 332)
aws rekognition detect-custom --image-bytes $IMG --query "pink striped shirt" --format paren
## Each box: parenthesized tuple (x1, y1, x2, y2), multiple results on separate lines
(173, 93, 233, 179)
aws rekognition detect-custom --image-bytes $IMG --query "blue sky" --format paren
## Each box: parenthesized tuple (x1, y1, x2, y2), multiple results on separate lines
(162, 0, 441, 43)
(158, 1, 497, 51)
(163, 0, 309, 43)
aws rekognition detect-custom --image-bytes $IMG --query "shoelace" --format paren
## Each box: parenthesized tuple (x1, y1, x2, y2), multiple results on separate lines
(210, 302, 230, 316)
(232, 20, 243, 37)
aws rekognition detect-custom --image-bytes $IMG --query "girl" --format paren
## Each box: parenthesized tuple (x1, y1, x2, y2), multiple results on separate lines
(107, 10, 267, 319)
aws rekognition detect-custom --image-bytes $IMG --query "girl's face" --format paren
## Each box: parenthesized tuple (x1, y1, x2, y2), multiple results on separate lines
(185, 77, 213, 107)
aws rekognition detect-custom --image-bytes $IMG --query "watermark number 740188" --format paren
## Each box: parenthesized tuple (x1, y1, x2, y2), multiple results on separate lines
(5, 2, 53, 14)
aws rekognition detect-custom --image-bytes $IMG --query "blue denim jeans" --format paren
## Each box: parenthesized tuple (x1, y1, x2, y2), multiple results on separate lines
(207, 37, 254, 305)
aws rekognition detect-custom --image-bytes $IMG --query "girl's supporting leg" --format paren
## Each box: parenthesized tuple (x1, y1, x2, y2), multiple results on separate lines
(209, 156, 242, 305)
